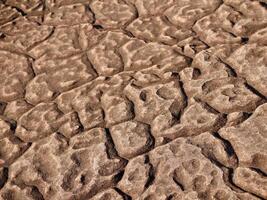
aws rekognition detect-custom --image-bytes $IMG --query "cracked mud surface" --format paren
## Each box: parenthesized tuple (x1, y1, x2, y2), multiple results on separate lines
(0, 0, 267, 199)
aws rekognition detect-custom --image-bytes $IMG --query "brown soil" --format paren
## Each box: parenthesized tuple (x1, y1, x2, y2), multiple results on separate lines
(0, 0, 267, 199)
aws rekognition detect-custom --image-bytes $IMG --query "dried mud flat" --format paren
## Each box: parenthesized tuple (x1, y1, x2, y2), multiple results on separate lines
(0, 0, 267, 199)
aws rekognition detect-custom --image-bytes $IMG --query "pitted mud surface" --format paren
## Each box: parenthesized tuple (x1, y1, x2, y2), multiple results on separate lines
(0, 0, 267, 199)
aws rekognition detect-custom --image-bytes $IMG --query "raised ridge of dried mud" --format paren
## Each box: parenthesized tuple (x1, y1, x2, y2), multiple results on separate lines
(0, 0, 267, 199)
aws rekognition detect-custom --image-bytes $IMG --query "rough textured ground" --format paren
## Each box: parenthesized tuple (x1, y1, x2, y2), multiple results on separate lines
(0, 0, 267, 199)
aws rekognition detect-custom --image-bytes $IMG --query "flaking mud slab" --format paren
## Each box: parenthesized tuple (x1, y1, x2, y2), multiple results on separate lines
(0, 0, 266, 199)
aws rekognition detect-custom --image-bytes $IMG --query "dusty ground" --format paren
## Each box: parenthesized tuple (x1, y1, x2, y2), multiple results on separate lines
(0, 0, 267, 199)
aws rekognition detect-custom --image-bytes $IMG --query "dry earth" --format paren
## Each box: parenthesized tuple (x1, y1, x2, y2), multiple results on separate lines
(0, 0, 267, 199)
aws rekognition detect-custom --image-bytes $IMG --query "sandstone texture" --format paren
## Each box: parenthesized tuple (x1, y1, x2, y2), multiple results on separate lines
(0, 0, 266, 199)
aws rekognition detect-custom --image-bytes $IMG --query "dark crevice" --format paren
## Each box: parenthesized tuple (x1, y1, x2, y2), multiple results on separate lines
(61, 167, 79, 191)
(123, 29, 135, 38)
(70, 153, 81, 167)
(80, 174, 86, 185)
(194, 35, 211, 49)
(222, 167, 245, 193)
(241, 37, 249, 44)
(214, 113, 228, 132)
(144, 155, 155, 191)
(114, 187, 132, 200)
(8, 131, 28, 144)
(86, 4, 106, 32)
(225, 67, 237, 77)
(26, 26, 55, 52)
(192, 68, 201, 79)
(219, 58, 238, 77)
(9, 120, 17, 132)
(145, 124, 155, 151)
(169, 101, 182, 124)
(86, 5, 96, 24)
(166, 194, 174, 200)
(144, 154, 149, 164)
(56, 132, 70, 146)
(208, 103, 223, 114)
(127, 0, 139, 20)
(254, 195, 265, 200)
(186, 57, 193, 66)
(172, 176, 184, 191)
(15, 143, 32, 163)
(222, 28, 239, 38)
(162, 137, 172, 144)
(139, 91, 147, 101)
(162, 15, 175, 27)
(113, 170, 125, 183)
(250, 167, 267, 177)
(24, 98, 35, 107)
(0, 167, 8, 189)
(104, 128, 121, 159)
(74, 112, 85, 133)
(212, 132, 238, 167)
(0, 101, 7, 114)
(194, 97, 220, 114)
(93, 24, 104, 30)
(40, 0, 45, 23)
(11, 6, 27, 16)
(205, 150, 225, 169)
(244, 83, 267, 100)
(170, 72, 180, 79)
(27, 57, 36, 77)
(0, 33, 6, 40)
(212, 132, 237, 158)
(260, 1, 267, 9)
(241, 112, 253, 123)
(82, 54, 99, 77)
(180, 45, 185, 53)
(31, 186, 45, 200)
(125, 97, 136, 122)
(171, 80, 188, 124)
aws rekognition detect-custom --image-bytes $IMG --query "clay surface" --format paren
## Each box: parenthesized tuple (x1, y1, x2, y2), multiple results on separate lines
(0, 0, 266, 199)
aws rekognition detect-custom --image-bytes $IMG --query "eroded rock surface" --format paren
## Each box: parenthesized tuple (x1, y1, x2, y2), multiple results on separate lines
(1, 129, 126, 200)
(0, 0, 266, 199)
(219, 103, 267, 174)
(227, 44, 267, 97)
